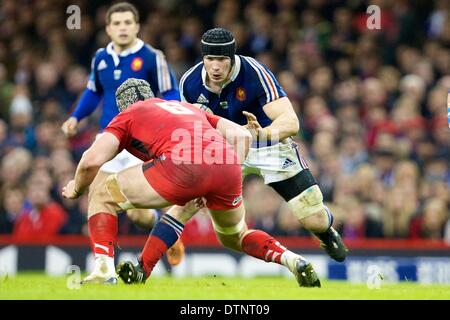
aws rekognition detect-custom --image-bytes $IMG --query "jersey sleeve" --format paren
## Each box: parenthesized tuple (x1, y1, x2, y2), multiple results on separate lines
(71, 89, 102, 121)
(179, 64, 200, 103)
(86, 51, 103, 94)
(103, 112, 131, 152)
(244, 57, 286, 106)
(179, 71, 190, 103)
(71, 51, 105, 121)
(204, 112, 221, 129)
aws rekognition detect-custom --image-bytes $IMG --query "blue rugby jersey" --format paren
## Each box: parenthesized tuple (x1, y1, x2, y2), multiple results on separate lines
(72, 39, 180, 129)
(179, 55, 286, 128)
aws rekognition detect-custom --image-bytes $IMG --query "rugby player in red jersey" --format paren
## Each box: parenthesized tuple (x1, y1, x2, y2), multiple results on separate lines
(62, 78, 320, 287)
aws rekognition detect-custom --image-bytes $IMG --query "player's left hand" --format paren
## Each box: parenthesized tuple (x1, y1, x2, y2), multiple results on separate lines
(62, 179, 82, 199)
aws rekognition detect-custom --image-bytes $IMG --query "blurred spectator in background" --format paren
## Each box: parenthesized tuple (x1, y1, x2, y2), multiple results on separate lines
(0, 187, 25, 233)
(0, 0, 448, 240)
(382, 186, 418, 238)
(409, 198, 449, 239)
(335, 196, 384, 239)
(12, 179, 68, 239)
(0, 147, 32, 190)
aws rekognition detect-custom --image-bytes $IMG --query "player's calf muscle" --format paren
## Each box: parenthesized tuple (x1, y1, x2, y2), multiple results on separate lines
(299, 210, 329, 233)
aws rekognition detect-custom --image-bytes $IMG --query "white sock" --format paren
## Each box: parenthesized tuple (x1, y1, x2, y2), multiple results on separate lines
(94, 255, 116, 275)
(280, 250, 302, 274)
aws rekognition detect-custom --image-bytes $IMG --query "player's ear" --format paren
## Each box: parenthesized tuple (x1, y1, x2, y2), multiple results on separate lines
(105, 24, 112, 37)
(135, 23, 140, 35)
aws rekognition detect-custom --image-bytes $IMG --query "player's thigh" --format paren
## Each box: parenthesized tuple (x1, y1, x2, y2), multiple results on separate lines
(88, 170, 109, 200)
(88, 177, 122, 217)
(117, 164, 172, 209)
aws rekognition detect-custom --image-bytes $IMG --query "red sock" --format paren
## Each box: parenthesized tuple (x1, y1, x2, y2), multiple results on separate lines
(140, 236, 168, 277)
(88, 213, 118, 258)
(241, 230, 287, 264)
(140, 214, 183, 277)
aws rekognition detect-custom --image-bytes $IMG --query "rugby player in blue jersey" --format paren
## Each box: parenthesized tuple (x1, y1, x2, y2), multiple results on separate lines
(180, 28, 348, 266)
(61, 2, 183, 284)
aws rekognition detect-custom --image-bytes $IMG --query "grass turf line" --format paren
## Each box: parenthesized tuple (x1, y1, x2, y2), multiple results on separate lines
(0, 273, 449, 300)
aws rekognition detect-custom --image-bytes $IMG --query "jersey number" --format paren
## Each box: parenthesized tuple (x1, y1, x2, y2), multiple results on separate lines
(155, 102, 194, 115)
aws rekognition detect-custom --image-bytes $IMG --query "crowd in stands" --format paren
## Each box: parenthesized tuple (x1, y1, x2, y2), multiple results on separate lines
(0, 0, 448, 241)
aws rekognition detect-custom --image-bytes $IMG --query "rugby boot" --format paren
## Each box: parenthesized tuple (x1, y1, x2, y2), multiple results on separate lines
(315, 227, 348, 262)
(116, 260, 146, 284)
(293, 257, 321, 288)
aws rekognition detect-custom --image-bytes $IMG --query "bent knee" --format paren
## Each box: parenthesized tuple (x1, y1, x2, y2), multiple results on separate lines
(211, 212, 247, 236)
(288, 185, 326, 220)
(216, 233, 243, 252)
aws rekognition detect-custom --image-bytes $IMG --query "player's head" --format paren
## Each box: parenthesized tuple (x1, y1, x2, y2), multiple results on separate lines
(105, 2, 140, 48)
(201, 28, 236, 83)
(116, 78, 154, 112)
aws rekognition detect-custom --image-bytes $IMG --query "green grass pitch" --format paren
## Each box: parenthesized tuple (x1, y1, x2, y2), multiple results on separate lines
(0, 273, 449, 300)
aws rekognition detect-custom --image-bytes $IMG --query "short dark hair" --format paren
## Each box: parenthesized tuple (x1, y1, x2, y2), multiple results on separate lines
(106, 2, 139, 25)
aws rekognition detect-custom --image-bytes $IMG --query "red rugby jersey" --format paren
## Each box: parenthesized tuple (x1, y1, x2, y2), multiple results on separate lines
(104, 98, 236, 164)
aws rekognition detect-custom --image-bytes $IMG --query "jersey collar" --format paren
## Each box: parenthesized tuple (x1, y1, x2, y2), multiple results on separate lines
(202, 55, 241, 92)
(106, 39, 145, 67)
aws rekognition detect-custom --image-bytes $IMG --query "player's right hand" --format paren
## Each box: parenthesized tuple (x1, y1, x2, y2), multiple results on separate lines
(183, 197, 207, 216)
(62, 179, 82, 199)
(243, 111, 262, 139)
(61, 117, 79, 137)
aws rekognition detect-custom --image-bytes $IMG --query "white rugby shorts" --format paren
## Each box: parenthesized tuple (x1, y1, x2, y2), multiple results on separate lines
(242, 138, 309, 184)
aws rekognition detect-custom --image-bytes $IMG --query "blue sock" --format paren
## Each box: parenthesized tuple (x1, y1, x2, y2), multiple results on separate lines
(324, 205, 334, 229)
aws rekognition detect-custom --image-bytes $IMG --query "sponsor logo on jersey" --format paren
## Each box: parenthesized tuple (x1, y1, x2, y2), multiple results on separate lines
(282, 158, 296, 169)
(113, 69, 121, 80)
(232, 195, 242, 206)
(131, 57, 143, 71)
(220, 101, 228, 109)
(97, 60, 108, 71)
(197, 94, 209, 104)
(236, 87, 246, 101)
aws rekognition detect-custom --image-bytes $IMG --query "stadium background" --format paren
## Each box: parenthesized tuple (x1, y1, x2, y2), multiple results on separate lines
(0, 0, 449, 285)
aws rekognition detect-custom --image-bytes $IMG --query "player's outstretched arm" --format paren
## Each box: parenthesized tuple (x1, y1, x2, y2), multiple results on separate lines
(61, 89, 102, 137)
(62, 133, 119, 199)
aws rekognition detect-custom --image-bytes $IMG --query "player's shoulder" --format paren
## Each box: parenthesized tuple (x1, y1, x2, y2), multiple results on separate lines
(239, 55, 268, 73)
(88, 48, 108, 71)
(142, 43, 166, 60)
(93, 47, 107, 59)
(239, 55, 280, 85)
(180, 61, 203, 85)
